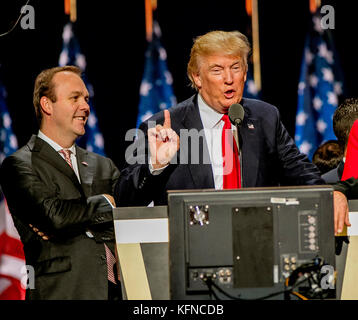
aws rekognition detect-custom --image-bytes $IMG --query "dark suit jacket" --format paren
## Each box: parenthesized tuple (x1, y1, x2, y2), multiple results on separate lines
(115, 95, 324, 206)
(0, 135, 120, 300)
(322, 160, 344, 183)
(334, 177, 358, 199)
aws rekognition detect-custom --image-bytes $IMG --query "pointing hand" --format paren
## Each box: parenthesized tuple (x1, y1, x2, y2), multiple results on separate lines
(148, 110, 180, 170)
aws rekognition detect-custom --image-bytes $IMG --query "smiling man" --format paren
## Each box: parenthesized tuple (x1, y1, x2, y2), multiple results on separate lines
(0, 66, 121, 300)
(115, 30, 326, 208)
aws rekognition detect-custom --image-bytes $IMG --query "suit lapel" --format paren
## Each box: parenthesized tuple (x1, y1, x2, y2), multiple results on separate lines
(180, 96, 215, 189)
(76, 146, 94, 197)
(30, 136, 84, 195)
(240, 100, 260, 187)
(175, 96, 261, 188)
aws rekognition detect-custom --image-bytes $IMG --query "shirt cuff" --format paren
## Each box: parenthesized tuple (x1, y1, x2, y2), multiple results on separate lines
(102, 195, 115, 208)
(149, 159, 169, 175)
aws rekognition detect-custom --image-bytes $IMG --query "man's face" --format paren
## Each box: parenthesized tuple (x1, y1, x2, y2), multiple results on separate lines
(50, 71, 90, 140)
(192, 54, 247, 114)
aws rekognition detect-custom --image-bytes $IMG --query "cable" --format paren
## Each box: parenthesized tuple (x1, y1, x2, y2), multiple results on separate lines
(201, 276, 243, 300)
(291, 291, 309, 300)
(202, 271, 313, 301)
(209, 280, 244, 300)
(201, 257, 329, 300)
(0, 0, 32, 38)
(206, 279, 222, 300)
(287, 256, 324, 287)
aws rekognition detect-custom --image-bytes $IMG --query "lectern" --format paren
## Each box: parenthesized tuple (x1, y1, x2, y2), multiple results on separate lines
(113, 205, 169, 300)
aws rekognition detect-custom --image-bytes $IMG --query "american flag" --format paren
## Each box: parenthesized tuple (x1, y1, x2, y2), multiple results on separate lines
(0, 68, 26, 300)
(59, 23, 106, 156)
(243, 64, 261, 100)
(136, 20, 176, 128)
(295, 12, 345, 160)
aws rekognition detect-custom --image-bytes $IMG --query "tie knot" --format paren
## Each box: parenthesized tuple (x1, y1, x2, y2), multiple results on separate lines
(60, 149, 72, 158)
(221, 114, 231, 127)
(59, 149, 73, 169)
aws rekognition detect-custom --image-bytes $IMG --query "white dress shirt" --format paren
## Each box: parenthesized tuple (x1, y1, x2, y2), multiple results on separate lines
(197, 94, 238, 190)
(149, 94, 240, 190)
(37, 130, 81, 182)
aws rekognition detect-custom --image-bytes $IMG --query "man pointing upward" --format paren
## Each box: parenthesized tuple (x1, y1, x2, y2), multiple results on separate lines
(115, 30, 325, 214)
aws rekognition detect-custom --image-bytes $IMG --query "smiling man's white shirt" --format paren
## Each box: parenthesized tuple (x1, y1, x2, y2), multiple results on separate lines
(38, 130, 81, 182)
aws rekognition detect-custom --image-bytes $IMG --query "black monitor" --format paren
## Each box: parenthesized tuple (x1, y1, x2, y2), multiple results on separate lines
(167, 185, 336, 300)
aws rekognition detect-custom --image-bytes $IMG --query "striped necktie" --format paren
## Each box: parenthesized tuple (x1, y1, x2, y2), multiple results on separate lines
(59, 149, 73, 169)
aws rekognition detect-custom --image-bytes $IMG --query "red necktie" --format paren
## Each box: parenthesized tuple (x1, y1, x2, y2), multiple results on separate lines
(221, 114, 241, 189)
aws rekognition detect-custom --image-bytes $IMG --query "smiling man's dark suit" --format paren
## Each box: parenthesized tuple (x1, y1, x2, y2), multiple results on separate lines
(0, 135, 120, 299)
(115, 95, 324, 207)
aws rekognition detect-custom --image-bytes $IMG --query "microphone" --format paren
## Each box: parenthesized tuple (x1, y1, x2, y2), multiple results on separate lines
(228, 103, 244, 127)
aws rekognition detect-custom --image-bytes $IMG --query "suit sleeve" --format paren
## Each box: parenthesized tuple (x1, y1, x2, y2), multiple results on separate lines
(271, 108, 325, 185)
(0, 155, 120, 236)
(114, 116, 176, 206)
(334, 177, 358, 199)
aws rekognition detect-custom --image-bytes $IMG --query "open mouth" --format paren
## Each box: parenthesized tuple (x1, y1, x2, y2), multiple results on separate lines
(224, 89, 235, 99)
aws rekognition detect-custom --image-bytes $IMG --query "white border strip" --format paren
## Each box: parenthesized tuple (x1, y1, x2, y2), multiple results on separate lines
(114, 218, 168, 244)
(348, 211, 358, 236)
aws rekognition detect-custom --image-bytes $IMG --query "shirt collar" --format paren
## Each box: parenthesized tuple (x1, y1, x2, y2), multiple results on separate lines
(197, 94, 224, 129)
(37, 130, 76, 155)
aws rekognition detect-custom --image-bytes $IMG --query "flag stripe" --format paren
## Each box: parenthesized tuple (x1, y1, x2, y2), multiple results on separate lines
(0, 254, 26, 281)
(0, 199, 21, 239)
(0, 233, 24, 260)
(0, 277, 25, 300)
(0, 278, 12, 295)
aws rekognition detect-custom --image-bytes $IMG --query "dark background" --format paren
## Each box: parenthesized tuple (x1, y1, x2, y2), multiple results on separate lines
(0, 0, 357, 169)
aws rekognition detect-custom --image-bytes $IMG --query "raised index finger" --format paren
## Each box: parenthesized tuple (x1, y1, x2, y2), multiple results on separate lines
(163, 109, 171, 129)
